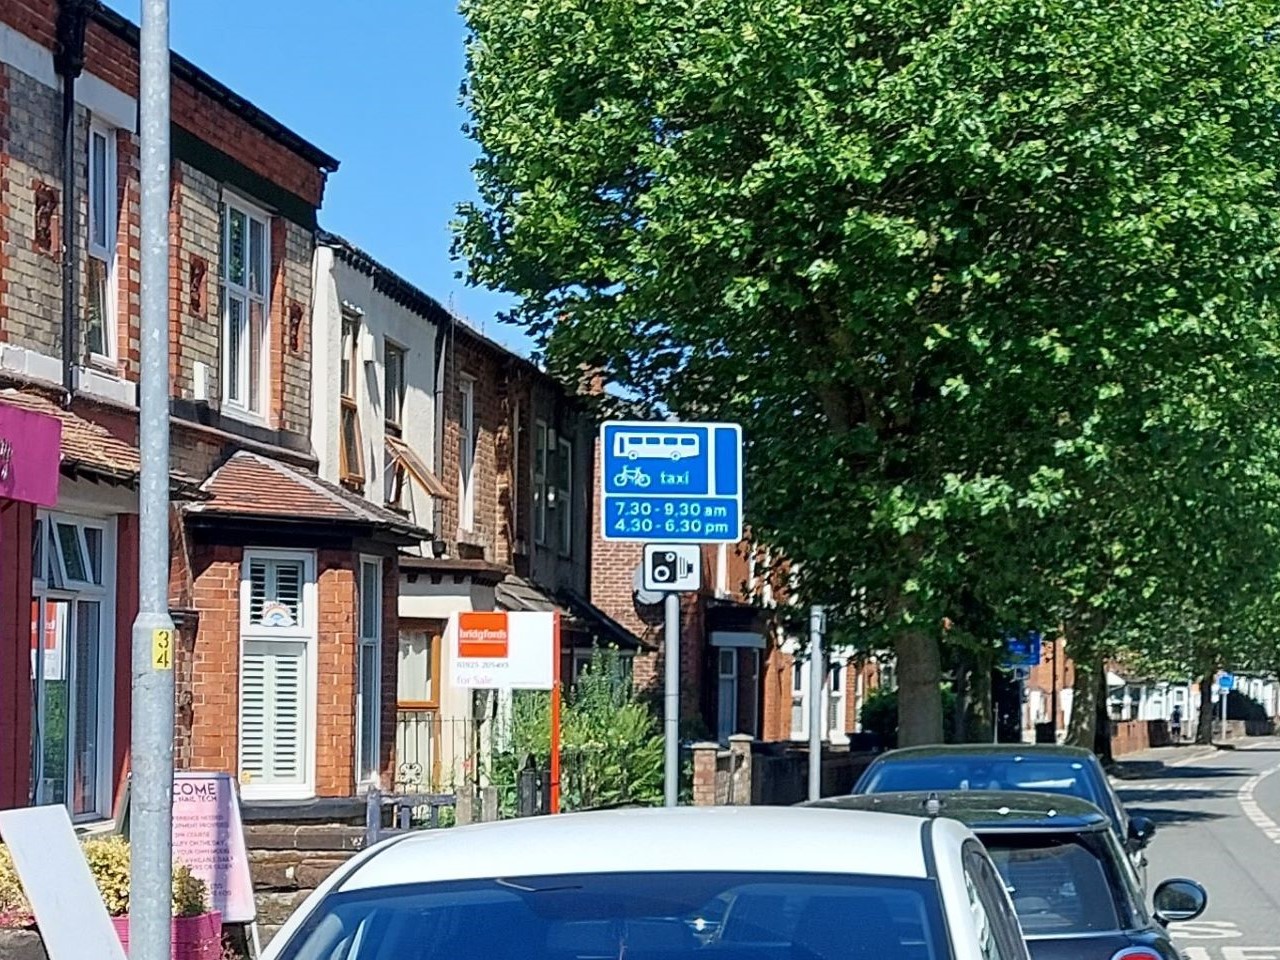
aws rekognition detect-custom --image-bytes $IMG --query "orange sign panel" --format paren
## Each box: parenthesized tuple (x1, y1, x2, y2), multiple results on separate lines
(457, 612, 510, 659)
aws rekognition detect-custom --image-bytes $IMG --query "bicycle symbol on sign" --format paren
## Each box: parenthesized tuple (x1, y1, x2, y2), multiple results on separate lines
(613, 466, 651, 488)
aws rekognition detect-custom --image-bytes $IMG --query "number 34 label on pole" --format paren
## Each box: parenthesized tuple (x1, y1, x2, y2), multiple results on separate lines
(152, 628, 174, 670)
(600, 421, 743, 543)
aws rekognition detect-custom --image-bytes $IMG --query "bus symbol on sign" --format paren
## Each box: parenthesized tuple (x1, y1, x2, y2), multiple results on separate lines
(613, 431, 702, 462)
(600, 421, 743, 544)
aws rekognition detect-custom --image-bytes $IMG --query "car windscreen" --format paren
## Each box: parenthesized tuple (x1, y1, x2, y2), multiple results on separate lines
(981, 834, 1132, 936)
(860, 756, 1103, 806)
(272, 871, 952, 960)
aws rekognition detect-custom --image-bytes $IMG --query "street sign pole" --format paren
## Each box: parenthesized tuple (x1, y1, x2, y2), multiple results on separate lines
(663, 593, 680, 808)
(600, 420, 742, 809)
(1221, 682, 1228, 739)
(131, 2, 176, 959)
(808, 606, 825, 802)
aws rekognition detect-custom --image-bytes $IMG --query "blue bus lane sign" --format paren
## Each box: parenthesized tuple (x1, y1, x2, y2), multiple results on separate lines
(600, 421, 743, 543)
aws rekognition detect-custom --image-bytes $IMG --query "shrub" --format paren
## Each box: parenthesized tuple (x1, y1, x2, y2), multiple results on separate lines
(490, 647, 664, 812)
(859, 687, 958, 747)
(0, 836, 210, 923)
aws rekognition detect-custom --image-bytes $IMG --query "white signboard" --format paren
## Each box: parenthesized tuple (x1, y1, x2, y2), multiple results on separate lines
(449, 611, 556, 690)
(642, 544, 702, 592)
(0, 805, 126, 960)
(171, 771, 256, 923)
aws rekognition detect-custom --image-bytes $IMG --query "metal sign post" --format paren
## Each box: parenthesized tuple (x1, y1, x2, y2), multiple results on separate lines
(643, 545, 703, 808)
(808, 607, 826, 802)
(663, 593, 681, 807)
(131, 2, 176, 959)
(602, 420, 742, 807)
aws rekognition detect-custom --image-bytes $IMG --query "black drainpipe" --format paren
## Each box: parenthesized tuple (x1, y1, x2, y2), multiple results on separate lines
(54, 0, 93, 406)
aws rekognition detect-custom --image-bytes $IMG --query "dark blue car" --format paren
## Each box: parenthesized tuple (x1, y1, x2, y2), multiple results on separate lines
(853, 744, 1156, 875)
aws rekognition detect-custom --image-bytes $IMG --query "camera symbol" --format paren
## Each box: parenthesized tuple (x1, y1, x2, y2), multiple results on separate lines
(649, 550, 694, 584)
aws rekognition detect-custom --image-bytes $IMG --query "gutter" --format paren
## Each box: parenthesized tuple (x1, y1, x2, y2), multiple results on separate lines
(55, 0, 94, 406)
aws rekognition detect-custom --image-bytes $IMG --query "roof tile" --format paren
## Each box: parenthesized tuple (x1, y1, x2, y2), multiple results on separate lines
(191, 451, 427, 538)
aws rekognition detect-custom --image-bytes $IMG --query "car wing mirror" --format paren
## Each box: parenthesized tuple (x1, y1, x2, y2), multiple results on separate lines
(1153, 878, 1207, 926)
(1128, 815, 1157, 850)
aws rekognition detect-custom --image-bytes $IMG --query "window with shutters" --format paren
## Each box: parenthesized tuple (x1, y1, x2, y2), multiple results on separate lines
(239, 550, 316, 799)
(356, 558, 382, 787)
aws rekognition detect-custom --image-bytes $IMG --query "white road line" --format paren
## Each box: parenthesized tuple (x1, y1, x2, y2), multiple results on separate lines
(1237, 762, 1280, 844)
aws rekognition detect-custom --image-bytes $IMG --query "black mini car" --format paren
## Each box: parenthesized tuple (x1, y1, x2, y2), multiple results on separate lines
(812, 791, 1206, 960)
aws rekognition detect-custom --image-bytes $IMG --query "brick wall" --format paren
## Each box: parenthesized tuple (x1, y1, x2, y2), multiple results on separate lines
(438, 332, 506, 561)
(3, 4, 329, 208)
(186, 543, 240, 775)
(316, 551, 357, 796)
(1, 65, 61, 356)
(0, 3, 326, 454)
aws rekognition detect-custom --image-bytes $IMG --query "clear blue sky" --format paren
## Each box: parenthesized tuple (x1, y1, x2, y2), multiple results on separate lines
(103, 0, 526, 353)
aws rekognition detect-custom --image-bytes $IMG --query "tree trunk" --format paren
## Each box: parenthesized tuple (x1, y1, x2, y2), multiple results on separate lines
(952, 662, 970, 742)
(968, 667, 994, 743)
(895, 628, 944, 745)
(1196, 669, 1215, 745)
(1093, 660, 1113, 763)
(1066, 655, 1098, 749)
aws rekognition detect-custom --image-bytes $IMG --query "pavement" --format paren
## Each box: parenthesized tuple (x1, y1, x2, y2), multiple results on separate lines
(1111, 736, 1280, 958)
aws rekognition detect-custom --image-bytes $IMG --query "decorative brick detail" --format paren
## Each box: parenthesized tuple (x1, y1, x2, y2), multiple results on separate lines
(189, 255, 207, 314)
(32, 180, 56, 253)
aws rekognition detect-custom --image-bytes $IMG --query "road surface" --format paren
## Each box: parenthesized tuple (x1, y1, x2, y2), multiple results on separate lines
(1115, 738, 1280, 959)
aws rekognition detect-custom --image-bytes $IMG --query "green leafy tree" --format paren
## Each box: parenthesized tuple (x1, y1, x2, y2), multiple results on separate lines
(459, 0, 1280, 744)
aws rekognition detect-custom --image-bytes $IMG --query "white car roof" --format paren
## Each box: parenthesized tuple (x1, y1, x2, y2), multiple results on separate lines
(340, 807, 932, 892)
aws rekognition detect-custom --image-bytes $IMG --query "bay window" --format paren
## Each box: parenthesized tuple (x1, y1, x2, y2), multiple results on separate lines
(239, 550, 315, 799)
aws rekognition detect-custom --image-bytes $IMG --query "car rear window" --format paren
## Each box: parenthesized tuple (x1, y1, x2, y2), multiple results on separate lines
(860, 756, 1102, 806)
(273, 871, 952, 960)
(981, 835, 1126, 935)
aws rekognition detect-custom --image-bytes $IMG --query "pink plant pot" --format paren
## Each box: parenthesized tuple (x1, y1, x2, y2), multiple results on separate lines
(112, 912, 222, 959)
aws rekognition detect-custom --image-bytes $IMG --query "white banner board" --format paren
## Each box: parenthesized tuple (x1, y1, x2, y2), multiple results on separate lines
(449, 611, 556, 690)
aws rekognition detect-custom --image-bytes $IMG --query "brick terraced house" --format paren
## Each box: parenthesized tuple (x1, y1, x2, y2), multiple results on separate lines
(311, 235, 646, 794)
(0, 0, 419, 818)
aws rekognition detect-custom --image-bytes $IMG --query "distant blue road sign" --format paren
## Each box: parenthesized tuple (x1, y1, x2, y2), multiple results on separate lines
(601, 421, 743, 542)
(1219, 672, 1235, 691)
(1003, 632, 1042, 668)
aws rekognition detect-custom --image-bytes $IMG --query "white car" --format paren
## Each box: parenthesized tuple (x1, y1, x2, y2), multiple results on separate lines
(263, 807, 1030, 960)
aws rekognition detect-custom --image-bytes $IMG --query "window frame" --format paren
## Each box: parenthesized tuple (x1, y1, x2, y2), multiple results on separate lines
(339, 314, 365, 487)
(458, 377, 477, 532)
(790, 653, 808, 741)
(716, 648, 738, 742)
(396, 629, 441, 710)
(238, 548, 318, 801)
(30, 512, 116, 823)
(534, 421, 549, 545)
(355, 556, 383, 788)
(86, 120, 118, 364)
(556, 436, 573, 557)
(827, 659, 849, 744)
(219, 191, 272, 422)
(383, 341, 406, 430)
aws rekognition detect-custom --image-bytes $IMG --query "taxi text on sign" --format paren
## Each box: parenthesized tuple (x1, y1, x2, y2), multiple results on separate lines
(450, 611, 555, 690)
